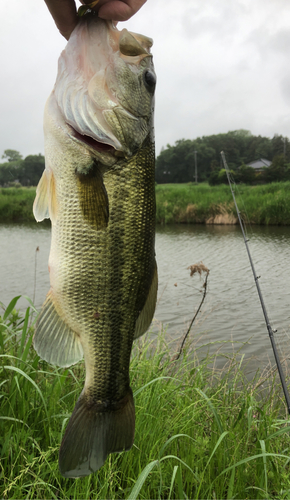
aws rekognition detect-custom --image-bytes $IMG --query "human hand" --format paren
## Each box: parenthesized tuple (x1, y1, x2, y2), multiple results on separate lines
(44, 0, 147, 40)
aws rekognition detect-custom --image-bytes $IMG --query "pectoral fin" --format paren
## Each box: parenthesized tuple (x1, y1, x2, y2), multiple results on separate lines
(76, 166, 109, 229)
(33, 291, 83, 367)
(134, 260, 158, 339)
(33, 169, 58, 222)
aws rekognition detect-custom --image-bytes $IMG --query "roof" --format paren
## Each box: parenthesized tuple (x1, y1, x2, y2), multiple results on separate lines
(246, 158, 272, 170)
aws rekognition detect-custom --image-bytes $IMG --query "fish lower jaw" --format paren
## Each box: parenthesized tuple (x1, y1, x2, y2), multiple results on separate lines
(68, 126, 126, 161)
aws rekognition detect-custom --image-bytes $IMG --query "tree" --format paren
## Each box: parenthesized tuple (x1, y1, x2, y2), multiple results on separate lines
(155, 139, 195, 183)
(262, 154, 290, 183)
(2, 149, 23, 162)
(236, 164, 256, 184)
(155, 131, 285, 184)
(0, 163, 19, 185)
(0, 150, 45, 186)
(18, 154, 45, 186)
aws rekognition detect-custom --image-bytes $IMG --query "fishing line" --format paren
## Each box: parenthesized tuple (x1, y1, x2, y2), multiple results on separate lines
(221, 150, 290, 415)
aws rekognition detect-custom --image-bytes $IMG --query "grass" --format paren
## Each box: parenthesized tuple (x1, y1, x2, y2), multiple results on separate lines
(0, 187, 37, 222)
(2, 182, 290, 224)
(1, 297, 290, 498)
(156, 181, 290, 225)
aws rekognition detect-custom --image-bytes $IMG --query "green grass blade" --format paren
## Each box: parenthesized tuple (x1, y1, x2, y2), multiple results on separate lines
(158, 433, 196, 458)
(205, 431, 229, 470)
(265, 426, 290, 440)
(227, 465, 235, 499)
(168, 465, 178, 500)
(22, 482, 58, 500)
(3, 296, 21, 320)
(4, 365, 47, 413)
(176, 465, 185, 500)
(21, 332, 33, 363)
(22, 295, 38, 314)
(18, 307, 30, 358)
(216, 453, 290, 479)
(0, 416, 29, 428)
(196, 431, 229, 498)
(133, 376, 176, 397)
(259, 439, 268, 494)
(159, 455, 200, 482)
(195, 388, 224, 433)
(127, 460, 159, 500)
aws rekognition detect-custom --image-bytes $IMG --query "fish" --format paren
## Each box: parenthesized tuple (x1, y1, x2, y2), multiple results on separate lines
(32, 13, 157, 478)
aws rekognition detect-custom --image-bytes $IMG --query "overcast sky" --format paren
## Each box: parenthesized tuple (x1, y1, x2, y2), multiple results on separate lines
(1, 0, 290, 159)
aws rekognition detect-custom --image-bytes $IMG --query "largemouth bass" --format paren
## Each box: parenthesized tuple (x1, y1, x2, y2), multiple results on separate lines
(33, 13, 157, 478)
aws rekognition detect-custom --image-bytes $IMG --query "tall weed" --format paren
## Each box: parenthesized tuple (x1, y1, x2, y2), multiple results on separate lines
(1, 297, 290, 499)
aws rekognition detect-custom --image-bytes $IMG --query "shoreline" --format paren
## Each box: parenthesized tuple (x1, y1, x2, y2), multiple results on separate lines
(1, 182, 290, 225)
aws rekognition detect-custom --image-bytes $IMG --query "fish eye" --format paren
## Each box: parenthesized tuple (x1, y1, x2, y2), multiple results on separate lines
(143, 70, 156, 92)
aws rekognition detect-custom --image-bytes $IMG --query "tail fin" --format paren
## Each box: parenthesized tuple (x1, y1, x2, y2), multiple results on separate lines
(59, 389, 135, 478)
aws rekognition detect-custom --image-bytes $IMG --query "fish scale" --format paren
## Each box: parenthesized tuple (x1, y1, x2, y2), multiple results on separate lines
(33, 14, 157, 478)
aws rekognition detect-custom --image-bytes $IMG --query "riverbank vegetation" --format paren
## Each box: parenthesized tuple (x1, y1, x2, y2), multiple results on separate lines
(2, 182, 290, 225)
(156, 182, 290, 225)
(1, 296, 290, 499)
(155, 130, 290, 184)
(0, 187, 36, 222)
(0, 150, 44, 187)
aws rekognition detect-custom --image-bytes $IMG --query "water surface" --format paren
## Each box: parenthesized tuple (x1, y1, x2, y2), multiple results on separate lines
(1, 222, 290, 372)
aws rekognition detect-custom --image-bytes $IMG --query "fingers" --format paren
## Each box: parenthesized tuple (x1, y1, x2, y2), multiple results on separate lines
(44, 0, 147, 40)
(44, 0, 78, 39)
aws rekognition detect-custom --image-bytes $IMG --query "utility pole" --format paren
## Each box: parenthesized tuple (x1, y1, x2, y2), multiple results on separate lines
(281, 137, 286, 158)
(194, 151, 197, 183)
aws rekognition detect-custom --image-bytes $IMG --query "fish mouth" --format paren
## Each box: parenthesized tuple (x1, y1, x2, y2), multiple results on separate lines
(71, 127, 116, 154)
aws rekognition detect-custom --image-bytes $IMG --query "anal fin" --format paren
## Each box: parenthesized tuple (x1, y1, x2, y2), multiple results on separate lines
(33, 291, 83, 367)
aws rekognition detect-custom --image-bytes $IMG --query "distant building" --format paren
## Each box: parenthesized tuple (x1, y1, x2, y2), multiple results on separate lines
(246, 158, 272, 172)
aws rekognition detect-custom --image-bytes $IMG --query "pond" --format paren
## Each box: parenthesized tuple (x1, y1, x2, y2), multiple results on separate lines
(1, 222, 290, 374)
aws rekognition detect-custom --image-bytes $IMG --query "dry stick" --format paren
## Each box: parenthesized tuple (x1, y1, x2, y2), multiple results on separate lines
(32, 246, 39, 306)
(172, 267, 209, 361)
(221, 150, 290, 415)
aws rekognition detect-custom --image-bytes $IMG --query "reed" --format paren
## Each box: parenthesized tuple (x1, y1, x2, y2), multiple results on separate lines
(1, 297, 290, 499)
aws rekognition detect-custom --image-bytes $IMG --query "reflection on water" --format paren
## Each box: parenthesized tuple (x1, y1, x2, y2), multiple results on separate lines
(1, 222, 290, 372)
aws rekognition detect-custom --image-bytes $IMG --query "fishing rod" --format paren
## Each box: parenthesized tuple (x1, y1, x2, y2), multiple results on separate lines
(220, 151, 290, 415)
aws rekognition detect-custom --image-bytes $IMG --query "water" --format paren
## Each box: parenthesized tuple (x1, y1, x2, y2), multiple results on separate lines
(154, 224, 290, 372)
(1, 222, 290, 372)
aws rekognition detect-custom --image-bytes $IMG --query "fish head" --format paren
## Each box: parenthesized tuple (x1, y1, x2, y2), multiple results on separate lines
(54, 14, 156, 162)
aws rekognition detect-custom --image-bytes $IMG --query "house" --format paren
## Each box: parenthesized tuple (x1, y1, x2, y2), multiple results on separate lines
(246, 158, 272, 172)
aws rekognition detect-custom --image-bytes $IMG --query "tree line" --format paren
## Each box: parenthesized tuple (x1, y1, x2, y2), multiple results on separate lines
(1, 130, 290, 188)
(0, 150, 44, 187)
(155, 130, 290, 184)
